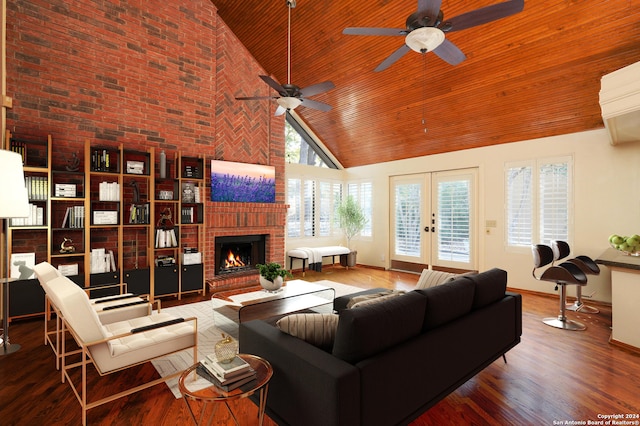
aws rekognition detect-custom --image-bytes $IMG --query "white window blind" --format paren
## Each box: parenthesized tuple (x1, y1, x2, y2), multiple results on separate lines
(318, 182, 331, 237)
(394, 182, 422, 257)
(303, 180, 315, 237)
(348, 181, 373, 238)
(332, 182, 342, 235)
(506, 165, 533, 246)
(287, 178, 301, 238)
(539, 161, 570, 244)
(437, 178, 471, 263)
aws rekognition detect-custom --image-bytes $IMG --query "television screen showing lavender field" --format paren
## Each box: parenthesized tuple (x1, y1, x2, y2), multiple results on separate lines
(210, 160, 276, 203)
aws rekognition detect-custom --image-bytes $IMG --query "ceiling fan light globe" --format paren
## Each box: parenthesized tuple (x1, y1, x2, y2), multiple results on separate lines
(277, 96, 302, 110)
(405, 27, 445, 53)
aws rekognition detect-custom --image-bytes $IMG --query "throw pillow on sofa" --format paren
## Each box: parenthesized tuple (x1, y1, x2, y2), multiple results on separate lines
(415, 269, 457, 289)
(276, 313, 339, 351)
(347, 290, 405, 308)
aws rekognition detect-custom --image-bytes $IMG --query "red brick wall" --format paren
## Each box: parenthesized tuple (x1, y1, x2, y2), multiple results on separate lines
(5, 0, 286, 289)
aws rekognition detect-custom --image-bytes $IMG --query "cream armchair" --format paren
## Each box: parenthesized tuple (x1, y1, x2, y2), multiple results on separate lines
(46, 273, 197, 425)
(33, 262, 155, 370)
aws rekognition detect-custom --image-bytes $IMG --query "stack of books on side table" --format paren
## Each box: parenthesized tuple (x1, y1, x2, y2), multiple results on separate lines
(197, 355, 257, 392)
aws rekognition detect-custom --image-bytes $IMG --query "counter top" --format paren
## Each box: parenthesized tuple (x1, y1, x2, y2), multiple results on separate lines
(596, 248, 640, 271)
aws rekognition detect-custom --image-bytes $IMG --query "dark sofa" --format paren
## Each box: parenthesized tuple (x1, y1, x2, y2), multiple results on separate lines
(239, 268, 522, 426)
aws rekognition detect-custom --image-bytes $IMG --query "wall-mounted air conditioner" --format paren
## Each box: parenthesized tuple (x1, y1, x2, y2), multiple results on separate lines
(599, 61, 640, 145)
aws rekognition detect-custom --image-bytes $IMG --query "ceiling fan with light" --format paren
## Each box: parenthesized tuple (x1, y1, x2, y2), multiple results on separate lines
(343, 0, 524, 72)
(235, 0, 335, 116)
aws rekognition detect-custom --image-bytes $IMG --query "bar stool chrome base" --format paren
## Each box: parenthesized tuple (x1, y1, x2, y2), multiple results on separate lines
(543, 317, 586, 331)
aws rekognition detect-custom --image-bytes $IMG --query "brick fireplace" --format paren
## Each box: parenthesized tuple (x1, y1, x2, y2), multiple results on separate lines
(206, 201, 288, 291)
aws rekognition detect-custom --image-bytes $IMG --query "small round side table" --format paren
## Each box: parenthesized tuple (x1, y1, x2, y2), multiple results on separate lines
(178, 353, 273, 426)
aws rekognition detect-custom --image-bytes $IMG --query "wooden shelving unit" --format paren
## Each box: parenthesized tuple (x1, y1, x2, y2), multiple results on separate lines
(5, 134, 206, 320)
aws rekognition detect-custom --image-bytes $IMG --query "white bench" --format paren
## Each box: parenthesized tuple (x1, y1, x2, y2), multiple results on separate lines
(287, 246, 351, 275)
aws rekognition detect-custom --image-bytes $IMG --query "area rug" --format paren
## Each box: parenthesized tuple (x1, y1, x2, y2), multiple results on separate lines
(152, 280, 364, 398)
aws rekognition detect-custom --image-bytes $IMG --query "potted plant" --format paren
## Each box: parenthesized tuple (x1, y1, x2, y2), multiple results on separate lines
(256, 262, 292, 292)
(336, 195, 367, 267)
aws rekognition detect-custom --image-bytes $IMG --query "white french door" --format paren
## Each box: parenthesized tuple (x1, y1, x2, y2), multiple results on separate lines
(390, 168, 477, 270)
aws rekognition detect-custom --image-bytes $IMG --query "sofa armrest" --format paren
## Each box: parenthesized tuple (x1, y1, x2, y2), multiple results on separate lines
(505, 291, 523, 337)
(240, 320, 361, 426)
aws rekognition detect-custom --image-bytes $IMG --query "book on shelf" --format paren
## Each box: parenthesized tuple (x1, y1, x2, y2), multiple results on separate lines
(196, 363, 257, 392)
(203, 354, 251, 379)
(182, 182, 196, 203)
(10, 253, 36, 280)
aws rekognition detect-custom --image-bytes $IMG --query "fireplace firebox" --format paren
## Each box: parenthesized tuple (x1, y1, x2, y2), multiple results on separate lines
(215, 235, 266, 276)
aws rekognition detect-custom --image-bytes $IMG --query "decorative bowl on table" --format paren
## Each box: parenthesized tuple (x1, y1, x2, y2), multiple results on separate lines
(609, 234, 640, 256)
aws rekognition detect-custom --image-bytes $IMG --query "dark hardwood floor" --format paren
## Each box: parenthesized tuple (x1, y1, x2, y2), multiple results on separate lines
(1, 266, 639, 425)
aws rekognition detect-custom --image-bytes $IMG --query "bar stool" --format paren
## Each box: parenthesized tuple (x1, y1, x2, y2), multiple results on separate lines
(532, 244, 588, 330)
(551, 240, 600, 314)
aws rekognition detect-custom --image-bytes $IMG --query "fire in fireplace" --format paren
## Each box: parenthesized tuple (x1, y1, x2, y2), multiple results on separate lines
(215, 234, 266, 276)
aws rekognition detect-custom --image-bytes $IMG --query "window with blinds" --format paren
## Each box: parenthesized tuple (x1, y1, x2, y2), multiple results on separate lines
(287, 177, 343, 238)
(505, 156, 572, 247)
(394, 182, 422, 257)
(437, 178, 471, 263)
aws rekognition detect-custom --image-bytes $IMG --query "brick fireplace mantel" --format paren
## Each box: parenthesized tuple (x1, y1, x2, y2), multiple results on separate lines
(206, 201, 288, 291)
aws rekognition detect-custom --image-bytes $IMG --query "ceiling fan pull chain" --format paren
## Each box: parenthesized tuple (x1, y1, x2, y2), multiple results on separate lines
(422, 53, 428, 134)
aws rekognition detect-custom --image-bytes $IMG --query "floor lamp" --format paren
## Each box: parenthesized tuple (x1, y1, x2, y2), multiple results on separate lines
(0, 149, 30, 356)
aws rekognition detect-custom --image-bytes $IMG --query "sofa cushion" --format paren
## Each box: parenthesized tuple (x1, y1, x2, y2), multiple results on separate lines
(276, 313, 339, 350)
(332, 291, 427, 364)
(416, 278, 475, 330)
(463, 268, 507, 310)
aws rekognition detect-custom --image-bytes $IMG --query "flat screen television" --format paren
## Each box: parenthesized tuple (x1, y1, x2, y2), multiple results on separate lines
(210, 160, 276, 203)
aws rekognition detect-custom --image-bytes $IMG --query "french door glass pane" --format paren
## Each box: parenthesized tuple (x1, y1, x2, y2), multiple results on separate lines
(437, 179, 470, 263)
(394, 183, 421, 257)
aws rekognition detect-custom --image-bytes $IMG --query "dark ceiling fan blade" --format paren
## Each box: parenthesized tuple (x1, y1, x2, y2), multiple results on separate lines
(343, 27, 408, 36)
(417, 0, 442, 19)
(374, 44, 411, 72)
(432, 39, 466, 65)
(299, 81, 336, 97)
(259, 75, 287, 95)
(442, 0, 524, 32)
(235, 96, 276, 101)
(299, 98, 333, 112)
(274, 105, 287, 116)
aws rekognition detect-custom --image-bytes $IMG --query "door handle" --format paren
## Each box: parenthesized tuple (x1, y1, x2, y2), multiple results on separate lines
(424, 226, 435, 232)
(424, 226, 429, 232)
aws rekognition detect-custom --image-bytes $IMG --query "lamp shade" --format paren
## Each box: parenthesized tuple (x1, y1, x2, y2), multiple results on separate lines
(0, 150, 30, 219)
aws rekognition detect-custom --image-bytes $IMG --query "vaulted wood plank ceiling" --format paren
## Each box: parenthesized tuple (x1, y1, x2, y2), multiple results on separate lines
(212, 0, 640, 168)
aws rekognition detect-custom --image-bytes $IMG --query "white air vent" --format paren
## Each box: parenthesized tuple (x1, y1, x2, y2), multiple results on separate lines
(600, 61, 640, 145)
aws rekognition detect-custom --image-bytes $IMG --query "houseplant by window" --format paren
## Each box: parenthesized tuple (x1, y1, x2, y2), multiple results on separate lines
(256, 262, 292, 292)
(336, 195, 367, 267)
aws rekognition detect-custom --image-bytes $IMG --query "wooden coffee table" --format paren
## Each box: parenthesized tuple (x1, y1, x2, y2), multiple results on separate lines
(179, 353, 273, 425)
(213, 279, 335, 323)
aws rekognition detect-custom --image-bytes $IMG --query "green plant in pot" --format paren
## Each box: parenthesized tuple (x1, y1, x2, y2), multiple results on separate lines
(336, 195, 367, 267)
(256, 262, 292, 292)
